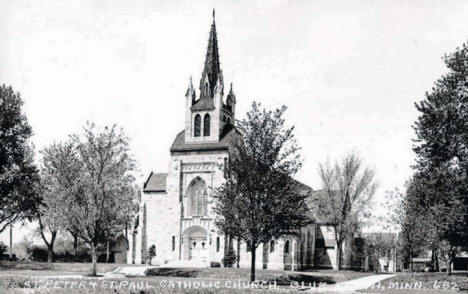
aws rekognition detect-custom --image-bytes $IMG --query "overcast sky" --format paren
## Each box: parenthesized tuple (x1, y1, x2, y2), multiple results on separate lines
(1, 0, 468, 243)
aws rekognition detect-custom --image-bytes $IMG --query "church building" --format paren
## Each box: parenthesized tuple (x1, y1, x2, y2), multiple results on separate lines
(127, 12, 362, 271)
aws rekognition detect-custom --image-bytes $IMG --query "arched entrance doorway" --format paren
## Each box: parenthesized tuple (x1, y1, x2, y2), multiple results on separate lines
(182, 226, 208, 263)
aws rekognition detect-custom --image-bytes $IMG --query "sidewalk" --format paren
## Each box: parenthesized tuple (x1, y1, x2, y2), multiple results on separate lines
(105, 266, 157, 277)
(308, 274, 395, 293)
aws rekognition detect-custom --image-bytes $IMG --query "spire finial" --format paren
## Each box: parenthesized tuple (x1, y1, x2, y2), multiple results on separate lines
(212, 8, 215, 23)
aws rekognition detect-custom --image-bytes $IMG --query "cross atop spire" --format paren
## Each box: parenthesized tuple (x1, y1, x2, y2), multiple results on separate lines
(199, 10, 222, 99)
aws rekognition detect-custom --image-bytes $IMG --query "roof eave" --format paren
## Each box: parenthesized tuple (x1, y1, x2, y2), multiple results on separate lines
(143, 189, 167, 193)
(170, 145, 229, 153)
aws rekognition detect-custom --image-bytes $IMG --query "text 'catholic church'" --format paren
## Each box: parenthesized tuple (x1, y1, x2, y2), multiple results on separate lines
(127, 12, 362, 271)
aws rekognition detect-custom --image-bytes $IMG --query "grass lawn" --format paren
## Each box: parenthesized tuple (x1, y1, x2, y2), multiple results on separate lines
(358, 272, 468, 294)
(145, 267, 373, 285)
(0, 261, 374, 293)
(0, 261, 146, 276)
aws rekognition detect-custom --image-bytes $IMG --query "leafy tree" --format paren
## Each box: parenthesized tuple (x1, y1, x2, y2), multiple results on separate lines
(35, 140, 82, 262)
(363, 233, 397, 273)
(213, 102, 312, 282)
(315, 152, 377, 270)
(412, 42, 468, 275)
(363, 234, 380, 272)
(384, 184, 427, 275)
(0, 85, 41, 233)
(63, 123, 138, 276)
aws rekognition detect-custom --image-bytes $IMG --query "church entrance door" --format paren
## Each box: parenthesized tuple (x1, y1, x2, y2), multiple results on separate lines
(189, 237, 208, 262)
(183, 226, 208, 263)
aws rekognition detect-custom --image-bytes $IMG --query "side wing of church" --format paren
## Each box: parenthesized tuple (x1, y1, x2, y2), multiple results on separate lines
(127, 13, 364, 271)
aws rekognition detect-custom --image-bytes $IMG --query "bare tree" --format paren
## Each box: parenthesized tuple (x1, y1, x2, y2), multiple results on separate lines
(316, 152, 377, 270)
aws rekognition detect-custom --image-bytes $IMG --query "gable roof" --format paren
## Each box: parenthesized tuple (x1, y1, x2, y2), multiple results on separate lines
(143, 172, 167, 192)
(191, 97, 215, 110)
(305, 189, 336, 225)
(293, 180, 313, 195)
(170, 124, 242, 153)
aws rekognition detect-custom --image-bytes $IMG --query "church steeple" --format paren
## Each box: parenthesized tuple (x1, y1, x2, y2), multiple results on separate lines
(199, 9, 222, 99)
(184, 10, 236, 144)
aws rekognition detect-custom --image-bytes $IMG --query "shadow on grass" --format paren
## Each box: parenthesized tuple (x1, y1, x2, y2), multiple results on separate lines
(0, 261, 52, 271)
(145, 267, 200, 278)
(145, 267, 336, 287)
(269, 274, 336, 286)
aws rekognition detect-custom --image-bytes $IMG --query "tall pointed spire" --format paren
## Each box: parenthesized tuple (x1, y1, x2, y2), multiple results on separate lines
(199, 9, 222, 99)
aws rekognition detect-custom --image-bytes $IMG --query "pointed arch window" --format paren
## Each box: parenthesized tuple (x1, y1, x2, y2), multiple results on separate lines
(194, 114, 201, 137)
(187, 177, 208, 216)
(203, 114, 210, 136)
(284, 240, 290, 254)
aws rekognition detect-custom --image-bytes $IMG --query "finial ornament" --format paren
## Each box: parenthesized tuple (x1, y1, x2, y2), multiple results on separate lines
(213, 8, 215, 22)
(188, 76, 194, 89)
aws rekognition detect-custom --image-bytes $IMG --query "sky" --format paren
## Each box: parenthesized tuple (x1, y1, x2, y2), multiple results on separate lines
(1, 0, 468, 244)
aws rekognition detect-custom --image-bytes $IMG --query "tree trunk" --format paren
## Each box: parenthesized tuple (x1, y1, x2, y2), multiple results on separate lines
(47, 245, 54, 263)
(91, 245, 98, 276)
(236, 237, 240, 268)
(42, 231, 56, 263)
(364, 254, 369, 272)
(336, 241, 342, 271)
(73, 234, 78, 258)
(410, 252, 414, 278)
(9, 224, 13, 259)
(446, 250, 454, 276)
(223, 234, 229, 267)
(375, 251, 380, 273)
(106, 241, 110, 263)
(250, 245, 256, 282)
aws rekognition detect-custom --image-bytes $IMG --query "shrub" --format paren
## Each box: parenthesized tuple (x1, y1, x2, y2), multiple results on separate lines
(147, 245, 156, 265)
(0, 241, 7, 256)
(30, 246, 48, 262)
(221, 247, 236, 268)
